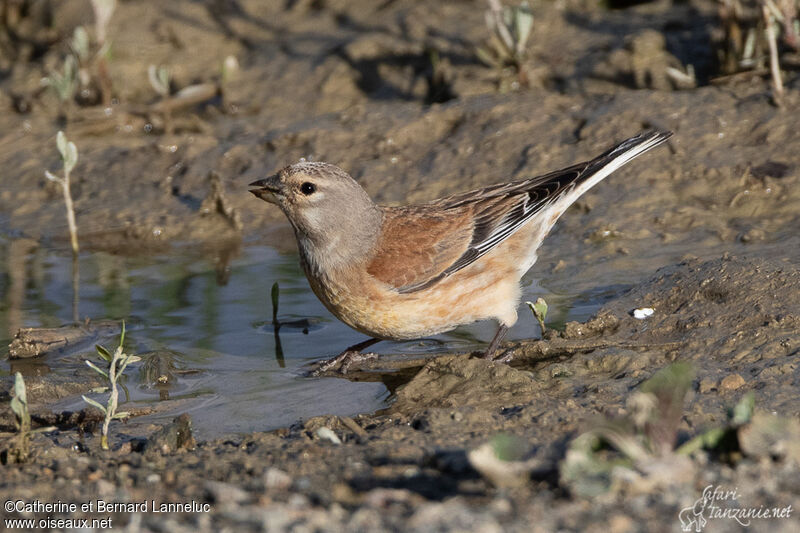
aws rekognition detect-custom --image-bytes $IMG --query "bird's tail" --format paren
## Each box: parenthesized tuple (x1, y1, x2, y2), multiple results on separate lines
(513, 130, 673, 274)
(571, 130, 673, 199)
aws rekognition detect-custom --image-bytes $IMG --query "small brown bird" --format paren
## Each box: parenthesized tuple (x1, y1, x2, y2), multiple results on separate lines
(250, 130, 672, 371)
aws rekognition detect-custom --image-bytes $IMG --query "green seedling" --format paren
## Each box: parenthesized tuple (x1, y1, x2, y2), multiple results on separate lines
(221, 55, 240, 86)
(71, 25, 107, 104)
(559, 357, 797, 498)
(525, 297, 548, 336)
(468, 433, 538, 488)
(676, 390, 800, 464)
(490, 433, 528, 462)
(40, 0, 115, 111)
(44, 54, 78, 108)
(271, 282, 280, 326)
(675, 392, 754, 456)
(91, 0, 117, 47)
(270, 281, 287, 366)
(90, 0, 116, 105)
(560, 362, 695, 496)
(10, 372, 55, 435)
(48, 1, 115, 111)
(71, 26, 91, 64)
(220, 55, 240, 108)
(44, 131, 79, 256)
(477, 0, 534, 84)
(7, 372, 32, 464)
(717, 0, 800, 101)
(147, 64, 173, 132)
(82, 322, 141, 450)
(6, 373, 56, 463)
(44, 131, 78, 248)
(10, 372, 31, 435)
(268, 281, 312, 366)
(148, 64, 171, 98)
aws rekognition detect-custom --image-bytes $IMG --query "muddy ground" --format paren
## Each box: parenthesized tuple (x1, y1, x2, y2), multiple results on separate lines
(1, 0, 800, 531)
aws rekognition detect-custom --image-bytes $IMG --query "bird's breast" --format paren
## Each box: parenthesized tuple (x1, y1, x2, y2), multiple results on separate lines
(298, 248, 522, 340)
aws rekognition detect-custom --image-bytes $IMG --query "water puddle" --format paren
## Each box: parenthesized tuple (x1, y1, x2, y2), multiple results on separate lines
(1, 240, 602, 439)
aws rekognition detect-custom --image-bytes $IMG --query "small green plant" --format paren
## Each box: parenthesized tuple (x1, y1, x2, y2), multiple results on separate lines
(147, 64, 174, 132)
(148, 64, 171, 98)
(10, 372, 31, 436)
(468, 433, 538, 488)
(476, 0, 534, 87)
(43, 0, 116, 112)
(221, 55, 240, 86)
(526, 297, 548, 337)
(717, 0, 800, 101)
(558, 363, 792, 498)
(82, 322, 140, 450)
(560, 362, 696, 496)
(7, 371, 33, 464)
(44, 54, 78, 112)
(71, 26, 91, 64)
(220, 55, 240, 108)
(6, 373, 56, 463)
(271, 282, 280, 326)
(45, 131, 79, 256)
(91, 0, 117, 48)
(674, 391, 755, 456)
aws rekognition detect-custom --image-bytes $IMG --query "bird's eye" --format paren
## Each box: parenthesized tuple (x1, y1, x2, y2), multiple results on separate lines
(300, 182, 316, 195)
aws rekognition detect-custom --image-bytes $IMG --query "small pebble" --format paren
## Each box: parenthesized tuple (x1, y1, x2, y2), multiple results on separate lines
(204, 480, 249, 504)
(264, 467, 292, 490)
(720, 373, 745, 391)
(632, 307, 655, 319)
(608, 513, 635, 533)
(315, 427, 342, 445)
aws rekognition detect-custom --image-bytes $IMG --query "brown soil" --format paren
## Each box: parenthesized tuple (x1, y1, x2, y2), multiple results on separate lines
(2, 0, 800, 531)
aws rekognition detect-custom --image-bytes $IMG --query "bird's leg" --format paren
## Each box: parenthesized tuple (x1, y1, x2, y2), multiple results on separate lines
(313, 337, 381, 374)
(482, 324, 509, 361)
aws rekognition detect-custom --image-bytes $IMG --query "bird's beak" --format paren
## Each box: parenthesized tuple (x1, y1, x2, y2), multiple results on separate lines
(248, 174, 281, 204)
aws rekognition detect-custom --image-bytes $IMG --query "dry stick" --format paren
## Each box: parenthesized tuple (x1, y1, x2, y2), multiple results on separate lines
(763, 5, 784, 100)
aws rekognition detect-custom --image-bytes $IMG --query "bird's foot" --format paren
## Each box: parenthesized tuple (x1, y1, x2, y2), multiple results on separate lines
(479, 347, 514, 364)
(481, 324, 509, 362)
(491, 350, 515, 364)
(310, 350, 379, 376)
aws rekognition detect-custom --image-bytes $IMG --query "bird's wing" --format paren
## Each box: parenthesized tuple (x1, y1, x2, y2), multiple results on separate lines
(369, 170, 579, 293)
(369, 131, 672, 293)
(367, 172, 573, 293)
(429, 162, 587, 280)
(366, 206, 474, 292)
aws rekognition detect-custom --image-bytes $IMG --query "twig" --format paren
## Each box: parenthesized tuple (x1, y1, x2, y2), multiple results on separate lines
(763, 4, 785, 100)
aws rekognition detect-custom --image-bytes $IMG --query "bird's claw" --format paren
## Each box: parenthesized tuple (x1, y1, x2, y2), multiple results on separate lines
(492, 351, 515, 364)
(310, 350, 378, 376)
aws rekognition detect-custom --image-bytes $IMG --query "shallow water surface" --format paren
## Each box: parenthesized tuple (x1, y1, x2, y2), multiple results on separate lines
(1, 242, 597, 439)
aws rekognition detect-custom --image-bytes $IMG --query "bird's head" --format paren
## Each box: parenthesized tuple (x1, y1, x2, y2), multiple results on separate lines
(249, 162, 381, 261)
